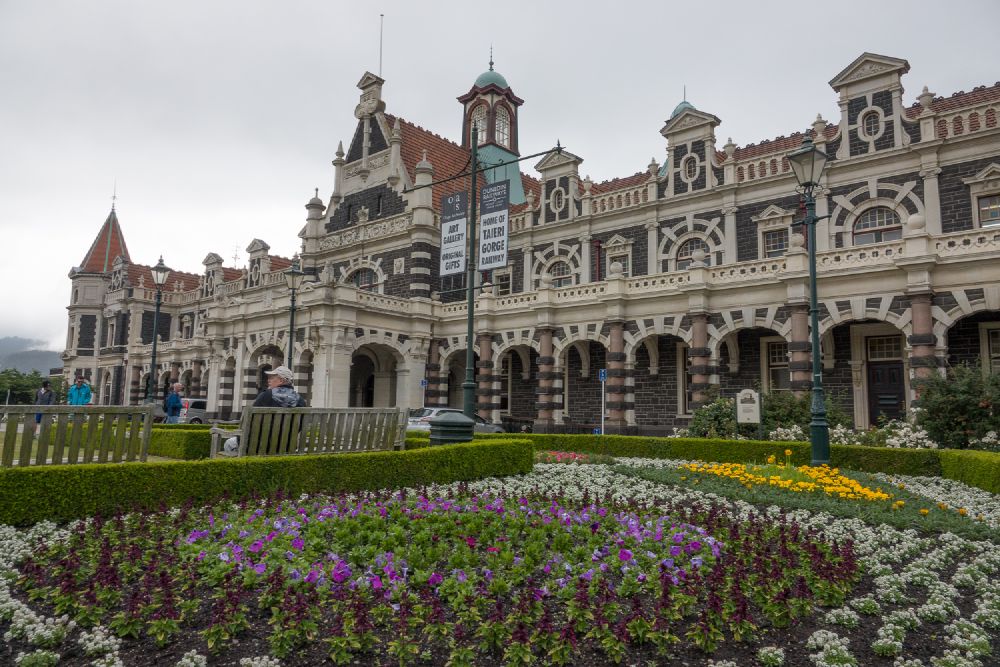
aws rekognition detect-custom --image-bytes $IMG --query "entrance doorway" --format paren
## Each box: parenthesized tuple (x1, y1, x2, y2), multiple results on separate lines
(866, 361, 905, 425)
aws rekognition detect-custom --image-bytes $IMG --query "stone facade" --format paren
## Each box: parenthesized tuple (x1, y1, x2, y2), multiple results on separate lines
(62, 53, 1000, 429)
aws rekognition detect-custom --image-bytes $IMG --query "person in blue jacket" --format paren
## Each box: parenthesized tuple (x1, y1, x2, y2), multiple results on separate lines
(66, 376, 92, 405)
(164, 383, 184, 424)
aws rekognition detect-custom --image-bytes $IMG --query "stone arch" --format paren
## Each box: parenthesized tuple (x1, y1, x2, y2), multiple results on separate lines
(630, 330, 692, 429)
(818, 296, 912, 339)
(340, 258, 386, 294)
(244, 343, 283, 404)
(530, 240, 583, 288)
(656, 216, 724, 272)
(350, 342, 405, 408)
(932, 285, 1000, 350)
(707, 305, 791, 359)
(829, 181, 925, 240)
(494, 343, 537, 424)
(625, 316, 691, 361)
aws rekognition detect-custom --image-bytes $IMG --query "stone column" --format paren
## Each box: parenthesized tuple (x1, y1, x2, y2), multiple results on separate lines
(580, 235, 592, 282)
(424, 339, 442, 408)
(789, 304, 812, 395)
(373, 371, 394, 407)
(190, 361, 203, 399)
(908, 293, 938, 384)
(645, 222, 659, 275)
(534, 328, 556, 431)
(623, 360, 636, 427)
(128, 365, 143, 405)
(328, 342, 354, 407)
(920, 167, 943, 235)
(606, 321, 627, 430)
(294, 358, 313, 405)
(476, 333, 495, 421)
(688, 314, 712, 410)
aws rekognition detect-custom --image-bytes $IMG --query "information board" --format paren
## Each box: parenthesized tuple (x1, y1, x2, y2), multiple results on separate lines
(440, 191, 467, 276)
(478, 180, 509, 271)
(736, 389, 761, 424)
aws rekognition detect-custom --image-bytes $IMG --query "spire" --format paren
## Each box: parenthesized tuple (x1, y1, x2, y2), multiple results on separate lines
(79, 207, 131, 273)
(489, 45, 494, 71)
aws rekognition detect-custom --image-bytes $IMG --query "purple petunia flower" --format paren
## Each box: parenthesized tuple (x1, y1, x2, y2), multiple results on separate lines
(669, 545, 682, 557)
(686, 540, 702, 554)
(618, 548, 633, 562)
(581, 569, 594, 581)
(248, 540, 263, 553)
(454, 569, 467, 583)
(691, 556, 704, 568)
(253, 563, 266, 574)
(428, 572, 443, 586)
(370, 575, 383, 590)
(291, 537, 305, 551)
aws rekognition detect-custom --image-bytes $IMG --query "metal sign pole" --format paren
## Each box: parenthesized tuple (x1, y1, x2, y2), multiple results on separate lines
(599, 368, 607, 435)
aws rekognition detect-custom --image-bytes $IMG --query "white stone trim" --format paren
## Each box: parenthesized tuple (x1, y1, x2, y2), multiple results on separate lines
(963, 163, 1000, 228)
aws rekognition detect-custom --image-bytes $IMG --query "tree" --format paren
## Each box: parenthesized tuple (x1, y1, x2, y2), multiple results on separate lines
(0, 369, 65, 405)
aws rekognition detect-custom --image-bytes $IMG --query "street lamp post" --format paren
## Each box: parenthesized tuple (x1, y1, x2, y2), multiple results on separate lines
(284, 256, 306, 368)
(462, 128, 480, 420)
(145, 256, 171, 403)
(787, 135, 831, 465)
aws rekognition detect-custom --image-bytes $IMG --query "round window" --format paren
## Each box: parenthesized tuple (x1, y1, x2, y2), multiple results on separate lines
(684, 156, 698, 180)
(551, 188, 565, 212)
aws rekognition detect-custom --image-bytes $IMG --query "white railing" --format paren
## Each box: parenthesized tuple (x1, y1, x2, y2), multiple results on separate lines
(553, 283, 607, 301)
(935, 102, 999, 141)
(626, 273, 691, 290)
(934, 227, 1000, 257)
(587, 185, 648, 215)
(709, 257, 787, 284)
(814, 241, 904, 270)
(495, 293, 538, 309)
(734, 153, 792, 184)
(356, 290, 412, 313)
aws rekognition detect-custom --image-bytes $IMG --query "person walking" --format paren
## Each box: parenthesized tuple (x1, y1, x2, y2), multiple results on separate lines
(34, 380, 54, 424)
(164, 382, 184, 424)
(67, 376, 92, 406)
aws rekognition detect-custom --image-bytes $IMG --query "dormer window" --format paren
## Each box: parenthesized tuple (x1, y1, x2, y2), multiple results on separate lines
(684, 156, 698, 180)
(495, 106, 510, 147)
(550, 260, 573, 288)
(979, 195, 1000, 226)
(862, 111, 880, 138)
(470, 105, 488, 144)
(351, 268, 378, 292)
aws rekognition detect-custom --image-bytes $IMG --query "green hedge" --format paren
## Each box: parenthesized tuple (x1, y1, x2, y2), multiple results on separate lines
(147, 429, 212, 460)
(0, 439, 533, 526)
(154, 423, 214, 430)
(475, 432, 990, 489)
(938, 450, 1000, 494)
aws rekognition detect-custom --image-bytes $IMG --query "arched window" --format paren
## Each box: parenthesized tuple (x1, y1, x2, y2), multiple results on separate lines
(495, 106, 510, 147)
(350, 268, 378, 291)
(684, 156, 698, 180)
(676, 238, 711, 270)
(470, 105, 488, 144)
(853, 207, 901, 245)
(862, 111, 880, 138)
(549, 260, 573, 288)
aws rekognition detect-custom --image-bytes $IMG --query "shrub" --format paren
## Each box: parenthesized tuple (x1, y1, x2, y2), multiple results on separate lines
(147, 429, 212, 460)
(938, 450, 1000, 494)
(914, 363, 1000, 449)
(0, 439, 533, 526)
(687, 393, 851, 439)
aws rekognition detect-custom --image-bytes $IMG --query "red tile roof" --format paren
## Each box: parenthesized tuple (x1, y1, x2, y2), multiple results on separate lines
(904, 82, 1000, 118)
(80, 208, 130, 273)
(268, 255, 293, 271)
(126, 264, 201, 292)
(590, 171, 648, 195)
(384, 113, 473, 212)
(221, 267, 244, 282)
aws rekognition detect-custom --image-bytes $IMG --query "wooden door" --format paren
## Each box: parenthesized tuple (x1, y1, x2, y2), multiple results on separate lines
(867, 361, 905, 425)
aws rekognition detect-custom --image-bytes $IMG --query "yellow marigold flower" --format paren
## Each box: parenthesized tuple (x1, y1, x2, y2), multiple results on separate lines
(920, 508, 929, 516)
(767, 455, 776, 464)
(958, 508, 968, 516)
(784, 449, 792, 457)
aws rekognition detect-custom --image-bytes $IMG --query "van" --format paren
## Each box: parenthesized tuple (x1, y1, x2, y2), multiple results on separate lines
(180, 398, 208, 424)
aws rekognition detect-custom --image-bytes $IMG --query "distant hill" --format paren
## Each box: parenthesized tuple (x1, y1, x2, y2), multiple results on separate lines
(0, 337, 62, 373)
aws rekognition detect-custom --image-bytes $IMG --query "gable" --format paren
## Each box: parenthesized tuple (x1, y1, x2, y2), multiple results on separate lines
(660, 109, 721, 137)
(829, 52, 909, 89)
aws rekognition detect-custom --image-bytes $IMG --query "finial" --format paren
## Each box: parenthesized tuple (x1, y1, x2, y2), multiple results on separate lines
(489, 45, 494, 71)
(111, 179, 117, 211)
(314, 187, 319, 198)
(683, 84, 686, 101)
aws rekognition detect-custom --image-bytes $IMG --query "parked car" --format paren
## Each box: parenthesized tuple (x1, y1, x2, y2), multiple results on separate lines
(407, 407, 505, 433)
(180, 398, 208, 424)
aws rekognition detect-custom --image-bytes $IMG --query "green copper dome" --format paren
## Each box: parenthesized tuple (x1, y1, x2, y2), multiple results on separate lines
(670, 100, 695, 118)
(475, 69, 509, 89)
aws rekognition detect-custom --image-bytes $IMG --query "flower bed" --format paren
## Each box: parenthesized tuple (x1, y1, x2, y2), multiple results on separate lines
(1, 460, 998, 666)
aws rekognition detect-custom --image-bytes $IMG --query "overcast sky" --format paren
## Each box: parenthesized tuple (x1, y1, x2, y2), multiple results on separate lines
(2, 0, 998, 351)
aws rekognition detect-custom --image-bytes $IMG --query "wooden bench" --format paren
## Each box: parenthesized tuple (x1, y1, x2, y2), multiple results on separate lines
(0, 405, 155, 467)
(209, 406, 407, 458)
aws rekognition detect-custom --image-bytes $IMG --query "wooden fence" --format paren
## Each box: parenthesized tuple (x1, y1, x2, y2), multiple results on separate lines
(0, 405, 155, 467)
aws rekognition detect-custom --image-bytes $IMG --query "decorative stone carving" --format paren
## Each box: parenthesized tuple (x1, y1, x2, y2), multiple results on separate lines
(318, 215, 411, 250)
(345, 152, 390, 179)
(844, 61, 893, 82)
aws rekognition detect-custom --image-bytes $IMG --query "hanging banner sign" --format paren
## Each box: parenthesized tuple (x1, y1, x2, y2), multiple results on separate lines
(440, 191, 467, 276)
(478, 180, 509, 271)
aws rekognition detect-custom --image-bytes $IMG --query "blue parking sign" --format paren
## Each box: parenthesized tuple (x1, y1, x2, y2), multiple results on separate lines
(420, 379, 428, 388)
(593, 427, 602, 435)
(598, 369, 607, 382)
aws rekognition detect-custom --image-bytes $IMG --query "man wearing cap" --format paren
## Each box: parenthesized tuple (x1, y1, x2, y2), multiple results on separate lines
(253, 366, 306, 408)
(222, 366, 306, 455)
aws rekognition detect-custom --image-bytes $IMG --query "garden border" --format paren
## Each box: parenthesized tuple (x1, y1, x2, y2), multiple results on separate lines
(0, 439, 533, 526)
